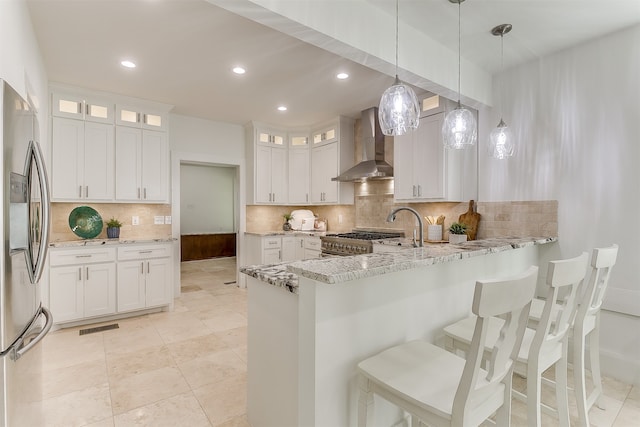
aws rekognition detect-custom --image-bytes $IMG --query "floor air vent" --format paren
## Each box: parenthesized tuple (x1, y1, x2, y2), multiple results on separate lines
(79, 323, 119, 336)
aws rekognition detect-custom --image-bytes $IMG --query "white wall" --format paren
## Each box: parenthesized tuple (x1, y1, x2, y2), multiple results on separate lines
(180, 164, 235, 234)
(0, 0, 49, 155)
(479, 24, 640, 384)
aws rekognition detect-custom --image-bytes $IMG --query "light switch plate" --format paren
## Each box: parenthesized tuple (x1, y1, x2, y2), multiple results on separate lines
(164, 216, 172, 224)
(132, 216, 139, 226)
(154, 216, 165, 225)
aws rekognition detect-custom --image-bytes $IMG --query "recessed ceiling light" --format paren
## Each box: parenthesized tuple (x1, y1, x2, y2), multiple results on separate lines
(277, 106, 287, 111)
(121, 60, 136, 69)
(232, 66, 246, 74)
(336, 72, 349, 80)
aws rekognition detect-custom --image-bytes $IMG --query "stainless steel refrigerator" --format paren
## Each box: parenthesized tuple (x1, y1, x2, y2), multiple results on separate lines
(1, 80, 52, 426)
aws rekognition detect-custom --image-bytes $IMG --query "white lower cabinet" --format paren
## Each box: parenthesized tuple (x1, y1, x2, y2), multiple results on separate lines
(49, 247, 117, 323)
(49, 243, 172, 325)
(117, 244, 172, 313)
(246, 234, 321, 265)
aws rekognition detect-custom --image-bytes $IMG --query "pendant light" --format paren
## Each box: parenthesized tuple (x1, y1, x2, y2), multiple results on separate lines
(379, 0, 420, 136)
(442, 0, 477, 149)
(488, 23, 515, 159)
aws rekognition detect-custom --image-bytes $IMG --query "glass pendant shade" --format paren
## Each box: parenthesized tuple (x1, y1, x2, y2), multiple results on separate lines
(378, 75, 420, 136)
(488, 119, 515, 159)
(442, 105, 477, 149)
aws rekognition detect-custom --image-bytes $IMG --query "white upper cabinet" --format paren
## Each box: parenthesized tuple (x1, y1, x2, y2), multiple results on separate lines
(115, 127, 169, 202)
(116, 105, 167, 131)
(310, 117, 355, 204)
(51, 117, 114, 201)
(246, 123, 288, 204)
(52, 92, 114, 124)
(288, 132, 310, 204)
(394, 96, 478, 202)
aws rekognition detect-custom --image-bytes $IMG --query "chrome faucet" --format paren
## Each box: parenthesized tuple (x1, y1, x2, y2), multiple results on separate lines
(386, 207, 424, 247)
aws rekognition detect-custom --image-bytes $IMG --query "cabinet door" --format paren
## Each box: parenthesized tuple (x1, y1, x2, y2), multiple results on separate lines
(270, 147, 287, 203)
(311, 143, 338, 203)
(414, 113, 444, 199)
(303, 249, 321, 259)
(49, 266, 84, 323)
(83, 263, 116, 318)
(281, 237, 296, 262)
(289, 148, 310, 204)
(393, 130, 416, 200)
(51, 117, 84, 200)
(255, 145, 272, 203)
(294, 237, 305, 260)
(146, 258, 171, 307)
(115, 126, 142, 200)
(141, 130, 167, 201)
(263, 248, 281, 264)
(83, 122, 114, 200)
(117, 260, 146, 312)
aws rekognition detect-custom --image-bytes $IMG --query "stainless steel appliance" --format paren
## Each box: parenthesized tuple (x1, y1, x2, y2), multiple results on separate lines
(321, 230, 404, 256)
(1, 80, 52, 427)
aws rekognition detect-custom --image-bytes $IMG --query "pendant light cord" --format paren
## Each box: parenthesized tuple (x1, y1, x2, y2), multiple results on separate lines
(395, 0, 399, 77)
(499, 33, 504, 120)
(457, 1, 461, 106)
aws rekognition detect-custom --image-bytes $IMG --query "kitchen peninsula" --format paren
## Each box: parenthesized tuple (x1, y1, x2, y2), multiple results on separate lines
(241, 236, 557, 426)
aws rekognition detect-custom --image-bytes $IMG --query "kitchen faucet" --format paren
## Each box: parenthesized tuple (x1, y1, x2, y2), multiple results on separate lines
(386, 207, 424, 247)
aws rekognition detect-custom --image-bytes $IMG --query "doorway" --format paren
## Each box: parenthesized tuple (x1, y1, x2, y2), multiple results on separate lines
(180, 163, 237, 261)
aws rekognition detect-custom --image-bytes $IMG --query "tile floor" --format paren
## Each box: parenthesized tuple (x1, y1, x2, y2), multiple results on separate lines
(37, 257, 639, 426)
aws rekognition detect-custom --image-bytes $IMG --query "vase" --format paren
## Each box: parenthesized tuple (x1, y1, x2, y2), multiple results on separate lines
(107, 227, 120, 238)
(282, 222, 292, 231)
(449, 234, 467, 244)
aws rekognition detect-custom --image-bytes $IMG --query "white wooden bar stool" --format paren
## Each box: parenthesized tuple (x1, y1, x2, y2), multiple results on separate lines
(572, 244, 618, 426)
(443, 252, 589, 427)
(357, 266, 538, 427)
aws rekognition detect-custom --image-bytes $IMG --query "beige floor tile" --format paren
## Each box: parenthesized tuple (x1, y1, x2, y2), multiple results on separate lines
(102, 319, 165, 356)
(83, 419, 115, 427)
(214, 414, 251, 427)
(193, 373, 247, 425)
(214, 326, 247, 350)
(41, 359, 108, 399)
(150, 311, 214, 344)
(613, 399, 640, 427)
(41, 330, 106, 372)
(200, 310, 248, 332)
(165, 333, 230, 365)
(106, 344, 176, 381)
(113, 392, 212, 427)
(232, 345, 248, 364)
(41, 383, 112, 427)
(178, 348, 247, 390)
(109, 366, 190, 415)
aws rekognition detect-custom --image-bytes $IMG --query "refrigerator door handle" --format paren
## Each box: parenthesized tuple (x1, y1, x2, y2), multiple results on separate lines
(12, 306, 53, 361)
(26, 140, 51, 284)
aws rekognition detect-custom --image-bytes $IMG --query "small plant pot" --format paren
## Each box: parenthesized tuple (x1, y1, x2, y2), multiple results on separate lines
(449, 234, 467, 244)
(282, 222, 292, 231)
(107, 227, 120, 239)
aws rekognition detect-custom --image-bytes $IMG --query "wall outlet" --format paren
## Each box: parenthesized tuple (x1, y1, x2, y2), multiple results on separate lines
(154, 215, 165, 225)
(131, 216, 139, 226)
(338, 214, 343, 224)
(164, 216, 172, 224)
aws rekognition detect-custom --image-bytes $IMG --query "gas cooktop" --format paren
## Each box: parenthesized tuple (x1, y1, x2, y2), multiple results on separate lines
(326, 231, 404, 241)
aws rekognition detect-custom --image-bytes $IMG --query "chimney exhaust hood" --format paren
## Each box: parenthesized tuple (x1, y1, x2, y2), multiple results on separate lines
(332, 107, 393, 182)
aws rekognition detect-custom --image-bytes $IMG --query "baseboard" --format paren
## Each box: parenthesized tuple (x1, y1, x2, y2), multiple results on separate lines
(600, 348, 640, 387)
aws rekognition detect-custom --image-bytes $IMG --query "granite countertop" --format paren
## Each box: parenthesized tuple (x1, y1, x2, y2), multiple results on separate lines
(49, 237, 177, 248)
(240, 236, 557, 294)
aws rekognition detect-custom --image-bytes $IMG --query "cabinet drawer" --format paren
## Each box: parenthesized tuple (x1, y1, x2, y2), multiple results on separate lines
(262, 237, 281, 250)
(117, 244, 172, 261)
(305, 237, 321, 250)
(50, 247, 116, 266)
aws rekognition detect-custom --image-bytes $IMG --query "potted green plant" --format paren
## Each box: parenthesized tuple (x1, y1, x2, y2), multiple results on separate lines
(448, 222, 468, 244)
(106, 217, 122, 239)
(282, 213, 293, 231)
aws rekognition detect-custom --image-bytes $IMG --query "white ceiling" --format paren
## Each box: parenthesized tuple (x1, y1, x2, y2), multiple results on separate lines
(27, 0, 640, 128)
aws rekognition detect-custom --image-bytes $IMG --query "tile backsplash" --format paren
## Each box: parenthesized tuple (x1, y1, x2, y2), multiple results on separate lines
(246, 180, 558, 240)
(50, 203, 172, 242)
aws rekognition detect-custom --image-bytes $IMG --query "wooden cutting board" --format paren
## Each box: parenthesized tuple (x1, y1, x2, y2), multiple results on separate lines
(459, 200, 481, 240)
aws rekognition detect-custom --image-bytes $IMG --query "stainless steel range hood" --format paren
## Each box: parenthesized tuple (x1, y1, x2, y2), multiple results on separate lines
(332, 107, 393, 182)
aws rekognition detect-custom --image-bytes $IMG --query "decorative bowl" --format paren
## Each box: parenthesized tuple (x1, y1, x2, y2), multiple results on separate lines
(68, 206, 103, 239)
